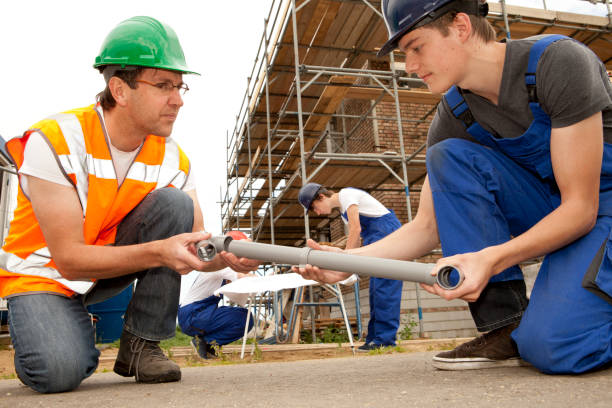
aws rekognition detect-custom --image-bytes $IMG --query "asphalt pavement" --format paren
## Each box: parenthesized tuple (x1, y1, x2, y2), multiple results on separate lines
(1, 351, 611, 408)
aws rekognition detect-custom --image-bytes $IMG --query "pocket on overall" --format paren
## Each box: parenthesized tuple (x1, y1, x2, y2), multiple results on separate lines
(583, 229, 612, 305)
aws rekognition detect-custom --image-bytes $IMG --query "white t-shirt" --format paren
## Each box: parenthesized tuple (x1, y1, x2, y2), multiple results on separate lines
(19, 105, 195, 195)
(181, 268, 244, 307)
(338, 188, 389, 224)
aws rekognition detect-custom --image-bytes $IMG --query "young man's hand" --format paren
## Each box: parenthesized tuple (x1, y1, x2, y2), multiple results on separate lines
(420, 249, 495, 302)
(292, 239, 352, 283)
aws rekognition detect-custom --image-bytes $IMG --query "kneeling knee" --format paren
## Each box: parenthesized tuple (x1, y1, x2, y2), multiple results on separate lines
(513, 321, 605, 374)
(149, 188, 193, 214)
(145, 187, 194, 232)
(17, 353, 97, 393)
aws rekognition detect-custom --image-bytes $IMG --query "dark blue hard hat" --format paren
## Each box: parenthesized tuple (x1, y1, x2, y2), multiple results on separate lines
(298, 183, 323, 210)
(377, 0, 489, 57)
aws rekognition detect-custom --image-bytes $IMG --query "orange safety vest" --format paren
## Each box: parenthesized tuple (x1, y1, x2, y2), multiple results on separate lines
(0, 105, 190, 298)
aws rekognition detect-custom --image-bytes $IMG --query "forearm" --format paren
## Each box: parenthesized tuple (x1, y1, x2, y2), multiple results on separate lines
(345, 231, 361, 250)
(349, 178, 439, 260)
(55, 237, 231, 280)
(54, 240, 165, 280)
(348, 217, 439, 260)
(484, 113, 602, 276)
(345, 205, 362, 250)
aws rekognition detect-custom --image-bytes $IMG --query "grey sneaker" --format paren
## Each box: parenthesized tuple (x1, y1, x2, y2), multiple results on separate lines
(113, 331, 181, 383)
(432, 322, 527, 370)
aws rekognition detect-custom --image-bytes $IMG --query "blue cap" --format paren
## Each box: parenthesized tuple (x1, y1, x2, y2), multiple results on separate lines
(298, 183, 322, 210)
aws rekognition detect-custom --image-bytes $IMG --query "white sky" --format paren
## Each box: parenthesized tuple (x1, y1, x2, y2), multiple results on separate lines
(0, 0, 275, 235)
(0, 0, 607, 302)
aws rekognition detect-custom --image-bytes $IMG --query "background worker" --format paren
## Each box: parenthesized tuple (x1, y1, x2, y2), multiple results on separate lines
(298, 183, 402, 350)
(296, 0, 612, 374)
(179, 231, 254, 359)
(0, 16, 258, 393)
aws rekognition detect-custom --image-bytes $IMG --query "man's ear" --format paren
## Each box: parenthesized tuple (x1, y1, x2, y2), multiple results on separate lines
(452, 12, 472, 42)
(108, 76, 129, 107)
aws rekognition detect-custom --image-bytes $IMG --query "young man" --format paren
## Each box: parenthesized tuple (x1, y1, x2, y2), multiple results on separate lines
(179, 231, 254, 358)
(0, 16, 258, 393)
(298, 183, 402, 349)
(296, 0, 612, 374)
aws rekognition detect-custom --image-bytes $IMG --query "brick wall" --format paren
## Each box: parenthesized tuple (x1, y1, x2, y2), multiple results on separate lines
(326, 59, 437, 244)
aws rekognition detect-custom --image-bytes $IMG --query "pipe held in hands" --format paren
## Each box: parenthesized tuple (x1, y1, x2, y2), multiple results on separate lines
(196, 235, 463, 290)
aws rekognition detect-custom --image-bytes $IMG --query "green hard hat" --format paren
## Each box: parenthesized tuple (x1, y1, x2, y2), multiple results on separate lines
(94, 16, 199, 75)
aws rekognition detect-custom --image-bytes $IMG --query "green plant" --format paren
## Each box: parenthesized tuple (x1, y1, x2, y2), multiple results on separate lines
(320, 325, 350, 345)
(252, 342, 263, 360)
(160, 327, 192, 351)
(299, 328, 320, 344)
(100, 327, 191, 351)
(397, 315, 418, 341)
(393, 344, 405, 353)
(230, 337, 256, 345)
(367, 345, 395, 355)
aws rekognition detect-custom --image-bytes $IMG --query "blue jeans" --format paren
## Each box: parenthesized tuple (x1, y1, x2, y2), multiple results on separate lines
(7, 188, 194, 393)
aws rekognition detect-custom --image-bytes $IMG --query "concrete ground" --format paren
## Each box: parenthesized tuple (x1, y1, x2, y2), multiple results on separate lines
(1, 351, 611, 408)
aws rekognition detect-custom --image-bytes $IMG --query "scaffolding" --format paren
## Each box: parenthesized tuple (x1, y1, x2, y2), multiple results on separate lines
(221, 0, 612, 342)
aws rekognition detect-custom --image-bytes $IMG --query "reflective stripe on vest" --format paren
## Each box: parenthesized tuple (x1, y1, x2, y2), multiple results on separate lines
(0, 105, 190, 295)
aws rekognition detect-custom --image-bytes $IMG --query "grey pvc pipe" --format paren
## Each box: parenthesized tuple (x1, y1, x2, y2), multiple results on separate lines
(196, 236, 463, 290)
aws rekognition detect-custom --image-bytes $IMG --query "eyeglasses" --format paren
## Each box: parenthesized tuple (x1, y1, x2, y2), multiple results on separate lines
(135, 79, 190, 96)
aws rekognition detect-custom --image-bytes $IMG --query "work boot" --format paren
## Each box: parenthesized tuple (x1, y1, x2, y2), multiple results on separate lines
(113, 330, 181, 383)
(191, 336, 220, 359)
(432, 321, 527, 370)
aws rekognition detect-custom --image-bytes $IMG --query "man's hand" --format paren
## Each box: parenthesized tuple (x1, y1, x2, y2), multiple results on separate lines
(218, 250, 260, 273)
(420, 249, 494, 302)
(292, 239, 352, 283)
(159, 231, 219, 275)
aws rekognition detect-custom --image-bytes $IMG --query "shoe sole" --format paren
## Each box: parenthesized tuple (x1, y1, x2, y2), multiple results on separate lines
(432, 356, 529, 371)
(113, 361, 134, 378)
(113, 361, 181, 383)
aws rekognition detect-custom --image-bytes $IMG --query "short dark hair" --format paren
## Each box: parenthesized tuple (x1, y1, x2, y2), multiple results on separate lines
(97, 66, 146, 110)
(428, 11, 496, 43)
(313, 187, 333, 205)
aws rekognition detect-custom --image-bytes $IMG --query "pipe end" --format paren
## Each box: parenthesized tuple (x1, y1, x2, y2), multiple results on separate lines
(436, 266, 463, 290)
(196, 241, 217, 261)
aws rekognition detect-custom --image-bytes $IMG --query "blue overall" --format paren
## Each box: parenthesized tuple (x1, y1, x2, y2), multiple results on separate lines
(428, 35, 612, 373)
(178, 294, 253, 346)
(343, 193, 403, 346)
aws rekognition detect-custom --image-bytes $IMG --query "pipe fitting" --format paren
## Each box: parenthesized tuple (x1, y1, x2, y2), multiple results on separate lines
(435, 266, 464, 290)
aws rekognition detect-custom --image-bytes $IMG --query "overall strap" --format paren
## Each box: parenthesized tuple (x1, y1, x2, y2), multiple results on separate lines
(444, 86, 498, 148)
(445, 35, 570, 132)
(446, 85, 474, 128)
(525, 35, 568, 103)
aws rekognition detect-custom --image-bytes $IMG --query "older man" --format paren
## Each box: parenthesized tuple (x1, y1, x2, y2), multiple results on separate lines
(1, 16, 257, 393)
